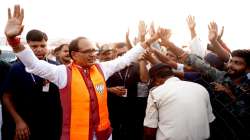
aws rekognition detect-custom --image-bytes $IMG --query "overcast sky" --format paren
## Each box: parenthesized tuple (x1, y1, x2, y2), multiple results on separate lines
(0, 0, 250, 50)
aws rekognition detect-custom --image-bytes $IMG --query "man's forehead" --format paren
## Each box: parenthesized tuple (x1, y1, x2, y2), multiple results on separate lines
(231, 56, 245, 62)
(28, 40, 47, 45)
(101, 50, 113, 55)
(78, 39, 97, 49)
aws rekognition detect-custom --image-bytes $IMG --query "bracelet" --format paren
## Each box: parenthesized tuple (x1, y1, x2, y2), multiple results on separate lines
(7, 37, 21, 47)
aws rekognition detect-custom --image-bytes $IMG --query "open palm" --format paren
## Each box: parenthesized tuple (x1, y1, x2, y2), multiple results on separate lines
(5, 5, 24, 38)
(208, 22, 218, 42)
(186, 15, 196, 30)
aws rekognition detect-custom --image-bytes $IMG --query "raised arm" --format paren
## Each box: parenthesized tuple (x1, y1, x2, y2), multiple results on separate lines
(125, 28, 133, 50)
(138, 55, 150, 83)
(150, 47, 178, 69)
(186, 16, 206, 58)
(208, 22, 230, 62)
(149, 22, 156, 38)
(142, 49, 161, 65)
(138, 20, 147, 42)
(158, 27, 224, 80)
(100, 32, 160, 80)
(186, 15, 197, 39)
(158, 28, 187, 63)
(217, 26, 231, 53)
(4, 5, 66, 88)
(4, 5, 25, 52)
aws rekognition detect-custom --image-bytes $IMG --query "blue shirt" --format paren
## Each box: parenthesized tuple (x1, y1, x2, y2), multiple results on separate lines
(2, 60, 62, 140)
(0, 60, 10, 96)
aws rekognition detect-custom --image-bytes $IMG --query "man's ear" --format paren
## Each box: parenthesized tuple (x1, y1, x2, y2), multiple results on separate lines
(154, 78, 164, 86)
(53, 51, 59, 56)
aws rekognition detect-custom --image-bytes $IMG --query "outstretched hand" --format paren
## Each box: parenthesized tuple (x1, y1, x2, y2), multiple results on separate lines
(138, 20, 147, 42)
(5, 5, 24, 38)
(217, 26, 224, 41)
(158, 28, 171, 43)
(138, 20, 147, 36)
(149, 21, 156, 37)
(186, 15, 196, 30)
(125, 28, 133, 49)
(208, 21, 218, 43)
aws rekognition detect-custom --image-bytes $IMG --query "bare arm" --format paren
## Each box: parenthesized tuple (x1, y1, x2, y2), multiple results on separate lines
(3, 92, 23, 125)
(158, 28, 188, 63)
(125, 28, 133, 50)
(142, 49, 161, 65)
(151, 48, 178, 69)
(3, 92, 30, 140)
(158, 28, 224, 80)
(138, 59, 149, 83)
(100, 32, 160, 80)
(186, 15, 197, 39)
(217, 26, 231, 53)
(210, 41, 230, 62)
(208, 22, 230, 62)
(138, 20, 147, 42)
(173, 71, 185, 80)
(218, 39, 231, 53)
(186, 16, 206, 58)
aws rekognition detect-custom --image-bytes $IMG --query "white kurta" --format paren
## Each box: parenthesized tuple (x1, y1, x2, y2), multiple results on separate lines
(144, 77, 215, 140)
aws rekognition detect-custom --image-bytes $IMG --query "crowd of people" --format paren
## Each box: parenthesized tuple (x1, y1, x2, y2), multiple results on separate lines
(0, 4, 249, 140)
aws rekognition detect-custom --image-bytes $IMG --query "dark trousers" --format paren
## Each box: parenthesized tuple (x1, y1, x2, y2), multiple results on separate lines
(108, 94, 147, 140)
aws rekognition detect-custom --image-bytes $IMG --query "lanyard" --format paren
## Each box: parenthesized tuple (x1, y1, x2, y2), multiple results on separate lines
(30, 58, 48, 85)
(30, 73, 37, 84)
(118, 67, 129, 86)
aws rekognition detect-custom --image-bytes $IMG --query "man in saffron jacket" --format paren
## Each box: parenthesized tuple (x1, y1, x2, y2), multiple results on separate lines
(4, 5, 159, 140)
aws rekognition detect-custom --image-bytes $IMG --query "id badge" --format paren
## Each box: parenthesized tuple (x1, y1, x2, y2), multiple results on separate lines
(42, 83, 50, 92)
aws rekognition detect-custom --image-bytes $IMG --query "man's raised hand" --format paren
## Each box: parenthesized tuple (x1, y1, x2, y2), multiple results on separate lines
(186, 15, 197, 39)
(208, 21, 218, 43)
(186, 15, 196, 30)
(5, 5, 24, 38)
(158, 28, 171, 43)
(138, 20, 147, 42)
(148, 21, 156, 37)
(217, 26, 224, 41)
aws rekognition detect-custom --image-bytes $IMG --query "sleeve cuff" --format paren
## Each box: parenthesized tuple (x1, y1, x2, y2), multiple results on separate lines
(144, 119, 158, 128)
(176, 63, 184, 72)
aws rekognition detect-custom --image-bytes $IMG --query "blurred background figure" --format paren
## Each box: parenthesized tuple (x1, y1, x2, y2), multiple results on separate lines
(98, 44, 116, 62)
(0, 49, 17, 64)
(0, 49, 12, 140)
(53, 44, 71, 65)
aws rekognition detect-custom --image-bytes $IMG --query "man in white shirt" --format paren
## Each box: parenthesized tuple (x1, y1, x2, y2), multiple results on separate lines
(4, 5, 159, 140)
(144, 63, 215, 140)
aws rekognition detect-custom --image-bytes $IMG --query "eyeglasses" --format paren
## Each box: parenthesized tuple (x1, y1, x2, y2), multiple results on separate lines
(75, 49, 98, 55)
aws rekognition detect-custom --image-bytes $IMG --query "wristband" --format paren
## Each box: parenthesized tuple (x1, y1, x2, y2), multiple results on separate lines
(7, 37, 21, 47)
